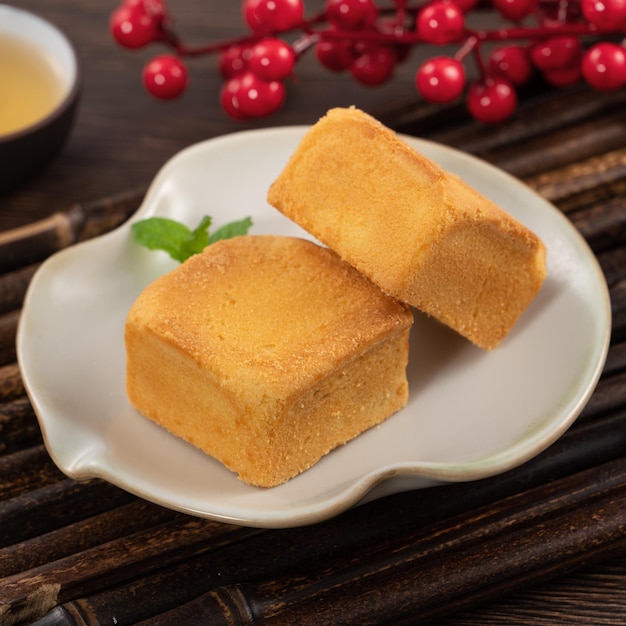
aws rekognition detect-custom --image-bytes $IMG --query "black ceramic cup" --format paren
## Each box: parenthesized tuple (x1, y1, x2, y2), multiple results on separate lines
(0, 5, 81, 194)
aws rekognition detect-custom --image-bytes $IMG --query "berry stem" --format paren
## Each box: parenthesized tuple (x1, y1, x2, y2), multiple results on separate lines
(160, 18, 622, 60)
(167, 34, 262, 57)
(292, 32, 319, 55)
(394, 0, 409, 23)
(473, 22, 607, 43)
(472, 40, 487, 75)
(455, 35, 478, 62)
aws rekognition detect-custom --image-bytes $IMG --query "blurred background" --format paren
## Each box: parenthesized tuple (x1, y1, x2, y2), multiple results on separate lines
(3, 0, 462, 228)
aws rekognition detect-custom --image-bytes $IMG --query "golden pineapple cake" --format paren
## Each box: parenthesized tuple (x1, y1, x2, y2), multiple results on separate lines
(125, 235, 413, 488)
(267, 106, 547, 350)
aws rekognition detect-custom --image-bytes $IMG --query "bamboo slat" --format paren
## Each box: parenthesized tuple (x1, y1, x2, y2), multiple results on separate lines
(0, 189, 144, 274)
(139, 458, 626, 626)
(25, 407, 626, 626)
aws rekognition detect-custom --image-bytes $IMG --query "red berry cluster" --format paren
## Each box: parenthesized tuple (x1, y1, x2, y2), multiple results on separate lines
(110, 0, 626, 123)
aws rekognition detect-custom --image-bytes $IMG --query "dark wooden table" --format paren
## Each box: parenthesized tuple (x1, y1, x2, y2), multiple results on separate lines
(2, 1, 626, 624)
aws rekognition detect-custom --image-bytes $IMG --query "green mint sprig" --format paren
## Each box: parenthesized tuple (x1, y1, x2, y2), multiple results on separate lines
(131, 215, 253, 263)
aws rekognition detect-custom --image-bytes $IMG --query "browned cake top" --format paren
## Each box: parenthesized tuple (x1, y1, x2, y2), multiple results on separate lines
(127, 235, 413, 397)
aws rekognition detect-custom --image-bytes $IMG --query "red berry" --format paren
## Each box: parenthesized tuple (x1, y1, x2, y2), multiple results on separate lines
(242, 0, 263, 32)
(452, 0, 479, 11)
(351, 45, 396, 85)
(248, 38, 296, 81)
(581, 0, 626, 28)
(325, 0, 378, 30)
(123, 0, 166, 21)
(315, 38, 355, 71)
(143, 55, 187, 99)
(467, 78, 517, 123)
(488, 46, 532, 85)
(492, 0, 538, 20)
(543, 65, 581, 87)
(530, 37, 582, 72)
(417, 1, 465, 45)
(243, 0, 304, 34)
(220, 76, 249, 120)
(110, 5, 159, 49)
(416, 56, 465, 103)
(226, 71, 286, 117)
(219, 44, 252, 78)
(582, 43, 626, 90)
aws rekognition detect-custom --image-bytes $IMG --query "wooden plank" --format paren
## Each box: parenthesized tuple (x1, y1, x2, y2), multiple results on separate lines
(0, 189, 144, 274)
(0, 500, 183, 577)
(0, 310, 20, 368)
(0, 479, 136, 548)
(0, 364, 25, 402)
(525, 147, 626, 211)
(435, 557, 626, 625)
(0, 519, 259, 626)
(0, 264, 39, 316)
(572, 197, 626, 253)
(25, 407, 626, 625)
(128, 458, 626, 625)
(0, 445, 64, 501)
(385, 84, 626, 168)
(0, 396, 41, 454)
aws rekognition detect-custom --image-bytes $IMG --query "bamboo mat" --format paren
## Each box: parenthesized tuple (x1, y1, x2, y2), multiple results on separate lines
(2, 83, 626, 625)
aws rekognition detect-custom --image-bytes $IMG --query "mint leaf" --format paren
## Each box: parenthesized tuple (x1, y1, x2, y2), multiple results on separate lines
(131, 217, 193, 263)
(179, 215, 212, 261)
(209, 217, 254, 244)
(131, 214, 253, 263)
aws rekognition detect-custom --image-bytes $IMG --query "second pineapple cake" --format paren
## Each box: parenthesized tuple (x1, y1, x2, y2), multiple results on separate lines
(268, 106, 547, 349)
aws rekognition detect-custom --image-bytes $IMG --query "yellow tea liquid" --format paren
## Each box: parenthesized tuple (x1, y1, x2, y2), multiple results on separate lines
(0, 33, 66, 136)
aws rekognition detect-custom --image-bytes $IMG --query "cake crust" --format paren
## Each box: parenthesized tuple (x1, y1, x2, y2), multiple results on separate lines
(125, 235, 413, 487)
(267, 107, 547, 349)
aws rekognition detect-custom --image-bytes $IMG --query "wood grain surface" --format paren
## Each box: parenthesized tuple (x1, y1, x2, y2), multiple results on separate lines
(2, 1, 626, 624)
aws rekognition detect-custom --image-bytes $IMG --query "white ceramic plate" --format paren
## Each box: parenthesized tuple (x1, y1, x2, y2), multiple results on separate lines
(17, 127, 611, 528)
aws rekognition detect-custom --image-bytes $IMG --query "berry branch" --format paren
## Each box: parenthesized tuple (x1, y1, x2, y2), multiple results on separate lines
(110, 0, 626, 123)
